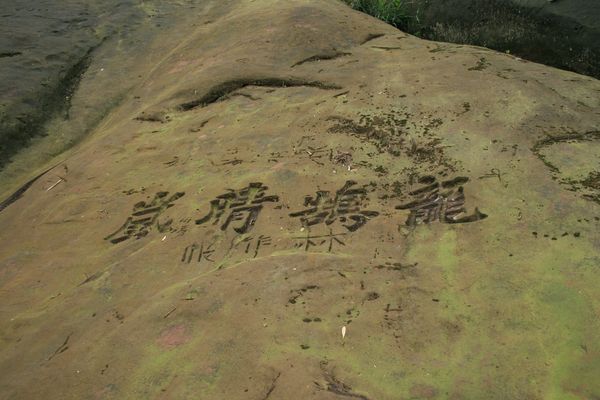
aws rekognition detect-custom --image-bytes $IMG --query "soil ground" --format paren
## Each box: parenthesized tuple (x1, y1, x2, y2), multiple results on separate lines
(404, 0, 600, 79)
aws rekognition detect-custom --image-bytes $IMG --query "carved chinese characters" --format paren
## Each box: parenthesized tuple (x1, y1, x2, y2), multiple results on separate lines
(395, 176, 487, 226)
(195, 182, 279, 234)
(105, 191, 185, 244)
(105, 177, 488, 265)
(289, 180, 379, 232)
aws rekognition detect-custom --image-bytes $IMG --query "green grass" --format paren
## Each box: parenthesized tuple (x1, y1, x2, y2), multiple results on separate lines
(342, 0, 419, 31)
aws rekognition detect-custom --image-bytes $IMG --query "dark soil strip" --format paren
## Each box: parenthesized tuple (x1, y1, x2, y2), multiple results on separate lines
(59, 41, 105, 119)
(370, 46, 402, 50)
(291, 52, 351, 68)
(77, 271, 104, 287)
(0, 51, 22, 58)
(333, 90, 350, 98)
(0, 164, 58, 213)
(320, 364, 371, 400)
(532, 130, 600, 204)
(531, 130, 600, 173)
(178, 78, 342, 111)
(47, 333, 72, 361)
(325, 375, 370, 399)
(262, 372, 281, 400)
(360, 33, 385, 45)
(134, 113, 167, 123)
(190, 117, 213, 132)
(0, 40, 102, 169)
(163, 307, 177, 319)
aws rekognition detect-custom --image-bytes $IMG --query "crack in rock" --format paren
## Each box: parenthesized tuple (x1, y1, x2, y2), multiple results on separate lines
(178, 78, 342, 111)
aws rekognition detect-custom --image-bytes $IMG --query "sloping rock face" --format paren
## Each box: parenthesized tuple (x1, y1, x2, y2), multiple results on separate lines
(1, 1, 599, 399)
(0, 0, 232, 186)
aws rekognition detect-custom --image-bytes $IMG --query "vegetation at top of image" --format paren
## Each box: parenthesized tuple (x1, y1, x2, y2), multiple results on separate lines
(342, 0, 419, 31)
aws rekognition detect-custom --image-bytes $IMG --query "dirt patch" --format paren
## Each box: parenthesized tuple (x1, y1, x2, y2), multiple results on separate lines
(580, 172, 600, 203)
(327, 111, 456, 174)
(157, 324, 191, 348)
(317, 361, 371, 400)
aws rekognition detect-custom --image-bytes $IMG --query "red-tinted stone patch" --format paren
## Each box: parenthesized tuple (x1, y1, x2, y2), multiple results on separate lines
(156, 324, 191, 348)
(409, 383, 438, 399)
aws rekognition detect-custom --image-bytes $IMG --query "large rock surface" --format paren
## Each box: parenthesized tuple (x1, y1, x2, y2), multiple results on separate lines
(1, 1, 599, 399)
